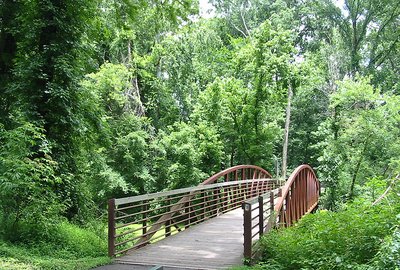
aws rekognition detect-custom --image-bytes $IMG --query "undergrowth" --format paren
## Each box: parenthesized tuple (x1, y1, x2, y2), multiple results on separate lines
(0, 221, 110, 270)
(234, 199, 399, 270)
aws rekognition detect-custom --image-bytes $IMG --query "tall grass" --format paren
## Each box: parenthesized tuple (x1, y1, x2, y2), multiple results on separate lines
(0, 221, 110, 270)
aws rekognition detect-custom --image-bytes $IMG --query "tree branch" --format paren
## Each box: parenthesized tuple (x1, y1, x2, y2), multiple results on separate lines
(372, 174, 399, 206)
(240, 10, 251, 37)
(231, 22, 248, 38)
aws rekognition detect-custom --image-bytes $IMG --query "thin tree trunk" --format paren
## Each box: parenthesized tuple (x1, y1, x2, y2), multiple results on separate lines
(282, 83, 292, 179)
(348, 141, 368, 200)
(348, 154, 363, 200)
(123, 40, 145, 116)
(230, 147, 235, 167)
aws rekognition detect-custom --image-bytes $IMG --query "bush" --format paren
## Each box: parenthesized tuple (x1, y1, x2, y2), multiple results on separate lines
(366, 226, 400, 270)
(0, 119, 64, 242)
(0, 221, 109, 270)
(258, 201, 399, 270)
(48, 222, 107, 257)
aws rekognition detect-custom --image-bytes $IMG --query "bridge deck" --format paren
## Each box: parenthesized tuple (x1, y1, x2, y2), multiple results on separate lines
(116, 207, 247, 269)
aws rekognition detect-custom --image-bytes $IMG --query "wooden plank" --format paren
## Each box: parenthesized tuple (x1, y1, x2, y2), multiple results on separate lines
(116, 208, 245, 269)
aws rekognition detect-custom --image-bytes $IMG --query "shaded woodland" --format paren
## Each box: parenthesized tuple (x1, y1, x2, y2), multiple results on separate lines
(0, 0, 399, 269)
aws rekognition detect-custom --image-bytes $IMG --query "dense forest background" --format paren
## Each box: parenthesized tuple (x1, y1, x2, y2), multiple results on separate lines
(0, 0, 399, 269)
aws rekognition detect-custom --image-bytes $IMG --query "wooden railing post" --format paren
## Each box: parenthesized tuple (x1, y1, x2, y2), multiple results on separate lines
(277, 188, 283, 226)
(201, 191, 206, 220)
(270, 191, 275, 212)
(142, 200, 148, 235)
(222, 188, 227, 212)
(258, 196, 264, 236)
(165, 218, 171, 237)
(164, 197, 171, 237)
(214, 188, 220, 216)
(185, 201, 190, 229)
(243, 202, 252, 264)
(265, 191, 275, 232)
(108, 198, 116, 257)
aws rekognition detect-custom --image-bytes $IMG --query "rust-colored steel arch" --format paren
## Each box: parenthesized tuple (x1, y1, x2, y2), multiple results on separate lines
(274, 164, 320, 226)
(201, 165, 272, 185)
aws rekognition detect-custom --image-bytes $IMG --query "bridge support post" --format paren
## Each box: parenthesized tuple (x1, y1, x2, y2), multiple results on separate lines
(185, 202, 190, 229)
(265, 191, 275, 232)
(143, 200, 148, 235)
(243, 202, 252, 264)
(108, 198, 116, 257)
(277, 188, 283, 226)
(258, 196, 264, 236)
(166, 219, 171, 237)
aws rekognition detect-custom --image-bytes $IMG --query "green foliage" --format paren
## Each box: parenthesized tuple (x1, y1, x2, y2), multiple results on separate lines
(0, 221, 109, 270)
(361, 176, 387, 202)
(0, 117, 63, 241)
(257, 201, 399, 270)
(193, 75, 282, 168)
(81, 63, 132, 116)
(368, 227, 400, 270)
(107, 115, 153, 195)
(150, 122, 224, 190)
(316, 77, 400, 208)
(288, 55, 329, 168)
(46, 222, 107, 257)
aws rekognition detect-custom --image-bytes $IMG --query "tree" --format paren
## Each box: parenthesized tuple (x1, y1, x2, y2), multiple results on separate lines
(143, 18, 232, 129)
(316, 76, 400, 208)
(297, 0, 400, 90)
(282, 83, 292, 179)
(0, 0, 99, 221)
(150, 122, 224, 190)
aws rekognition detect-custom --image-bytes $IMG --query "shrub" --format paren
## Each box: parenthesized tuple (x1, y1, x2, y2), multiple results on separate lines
(259, 201, 399, 270)
(48, 221, 107, 257)
(0, 119, 64, 242)
(366, 226, 400, 270)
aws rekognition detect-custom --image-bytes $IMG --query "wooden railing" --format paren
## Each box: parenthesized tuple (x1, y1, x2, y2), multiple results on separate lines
(108, 166, 277, 257)
(242, 164, 320, 263)
(108, 165, 274, 257)
(242, 188, 281, 261)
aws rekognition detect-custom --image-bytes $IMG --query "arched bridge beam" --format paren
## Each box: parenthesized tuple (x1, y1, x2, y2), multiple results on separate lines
(274, 164, 320, 227)
(201, 165, 272, 185)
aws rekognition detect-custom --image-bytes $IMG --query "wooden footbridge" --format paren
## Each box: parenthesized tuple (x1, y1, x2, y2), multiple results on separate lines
(107, 164, 320, 269)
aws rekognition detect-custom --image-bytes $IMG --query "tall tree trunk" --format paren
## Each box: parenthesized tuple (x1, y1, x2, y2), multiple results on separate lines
(282, 83, 293, 179)
(123, 40, 145, 116)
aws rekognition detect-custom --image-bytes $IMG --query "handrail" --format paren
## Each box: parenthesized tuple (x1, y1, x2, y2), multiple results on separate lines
(115, 178, 274, 206)
(274, 164, 320, 226)
(201, 165, 272, 185)
(242, 188, 281, 263)
(108, 164, 275, 257)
